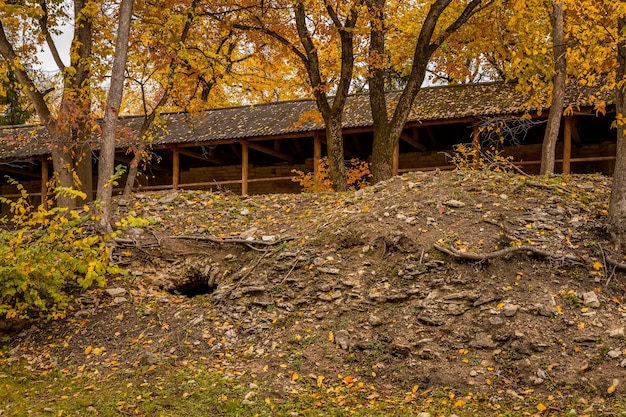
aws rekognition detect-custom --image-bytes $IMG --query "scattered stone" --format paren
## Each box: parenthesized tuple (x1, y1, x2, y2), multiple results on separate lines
(417, 314, 443, 327)
(242, 391, 256, 404)
(334, 330, 351, 350)
(261, 235, 276, 241)
(105, 288, 126, 297)
(506, 389, 523, 400)
(368, 314, 383, 326)
(417, 412, 431, 417)
(582, 291, 601, 308)
(608, 327, 625, 338)
(469, 370, 478, 377)
(418, 347, 436, 360)
(607, 350, 622, 359)
(573, 335, 599, 344)
(113, 297, 128, 304)
(621, 359, 626, 368)
(536, 295, 558, 317)
(318, 267, 340, 275)
(443, 199, 465, 208)
(537, 302, 558, 317)
(157, 192, 178, 204)
(470, 332, 497, 349)
(530, 376, 544, 385)
(313, 257, 326, 266)
(240, 227, 258, 240)
(473, 295, 502, 307)
(444, 291, 478, 301)
(318, 291, 342, 301)
(489, 316, 504, 326)
(503, 303, 518, 317)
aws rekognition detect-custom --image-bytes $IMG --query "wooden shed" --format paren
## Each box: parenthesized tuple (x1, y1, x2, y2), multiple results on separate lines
(0, 82, 616, 204)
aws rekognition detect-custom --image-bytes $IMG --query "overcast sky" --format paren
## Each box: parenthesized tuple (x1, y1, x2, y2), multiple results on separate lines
(38, 28, 73, 73)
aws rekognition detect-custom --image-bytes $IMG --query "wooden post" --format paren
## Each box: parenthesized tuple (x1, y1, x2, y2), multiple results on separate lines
(392, 141, 400, 176)
(313, 134, 322, 183)
(241, 141, 249, 195)
(563, 116, 572, 174)
(41, 157, 49, 209)
(172, 148, 180, 189)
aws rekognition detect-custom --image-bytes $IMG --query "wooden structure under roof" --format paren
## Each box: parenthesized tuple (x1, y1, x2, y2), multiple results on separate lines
(0, 82, 617, 202)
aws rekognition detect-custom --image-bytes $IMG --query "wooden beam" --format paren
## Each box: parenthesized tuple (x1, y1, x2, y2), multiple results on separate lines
(563, 116, 572, 174)
(400, 132, 428, 151)
(41, 157, 48, 209)
(274, 139, 281, 152)
(175, 146, 226, 165)
(244, 140, 295, 163)
(172, 148, 180, 190)
(241, 142, 249, 195)
(0, 165, 40, 178)
(314, 134, 322, 183)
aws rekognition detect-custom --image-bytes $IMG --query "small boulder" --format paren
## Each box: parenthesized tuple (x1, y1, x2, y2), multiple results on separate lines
(582, 291, 601, 308)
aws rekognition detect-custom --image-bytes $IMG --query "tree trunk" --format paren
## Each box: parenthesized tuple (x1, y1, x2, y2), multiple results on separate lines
(0, 1, 94, 208)
(324, 115, 347, 191)
(366, 0, 484, 183)
(608, 12, 626, 252)
(539, 0, 566, 175)
(96, 0, 134, 233)
(123, 115, 157, 196)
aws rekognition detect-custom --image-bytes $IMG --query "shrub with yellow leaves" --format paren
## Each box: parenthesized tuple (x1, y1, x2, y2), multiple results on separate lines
(292, 157, 372, 192)
(0, 179, 123, 320)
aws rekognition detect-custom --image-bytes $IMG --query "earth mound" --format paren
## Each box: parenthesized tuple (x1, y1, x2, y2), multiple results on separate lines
(4, 170, 626, 411)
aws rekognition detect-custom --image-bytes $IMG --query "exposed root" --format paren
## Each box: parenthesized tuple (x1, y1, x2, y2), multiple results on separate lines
(433, 243, 585, 265)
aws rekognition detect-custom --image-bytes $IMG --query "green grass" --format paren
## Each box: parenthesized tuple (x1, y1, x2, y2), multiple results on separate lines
(1, 360, 625, 416)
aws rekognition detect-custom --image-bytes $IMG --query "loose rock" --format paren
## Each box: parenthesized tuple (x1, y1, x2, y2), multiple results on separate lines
(583, 291, 601, 308)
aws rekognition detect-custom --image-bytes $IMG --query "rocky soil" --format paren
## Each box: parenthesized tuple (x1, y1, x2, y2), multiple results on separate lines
(4, 170, 626, 413)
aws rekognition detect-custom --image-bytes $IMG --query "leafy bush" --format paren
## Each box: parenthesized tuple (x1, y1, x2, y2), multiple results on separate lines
(0, 180, 123, 320)
(292, 157, 372, 192)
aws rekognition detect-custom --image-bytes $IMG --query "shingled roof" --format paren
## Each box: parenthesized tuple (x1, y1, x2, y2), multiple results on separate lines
(0, 82, 610, 160)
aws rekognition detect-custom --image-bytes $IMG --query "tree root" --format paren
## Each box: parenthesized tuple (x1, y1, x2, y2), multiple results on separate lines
(433, 243, 584, 264)
(434, 243, 626, 272)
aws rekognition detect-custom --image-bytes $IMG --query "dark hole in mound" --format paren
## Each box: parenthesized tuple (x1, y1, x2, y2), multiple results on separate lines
(168, 278, 217, 297)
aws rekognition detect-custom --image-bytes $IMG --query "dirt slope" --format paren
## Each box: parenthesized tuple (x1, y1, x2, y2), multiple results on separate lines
(5, 170, 626, 410)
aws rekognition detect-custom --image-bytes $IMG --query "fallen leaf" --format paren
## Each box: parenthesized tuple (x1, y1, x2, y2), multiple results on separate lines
(607, 379, 619, 394)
